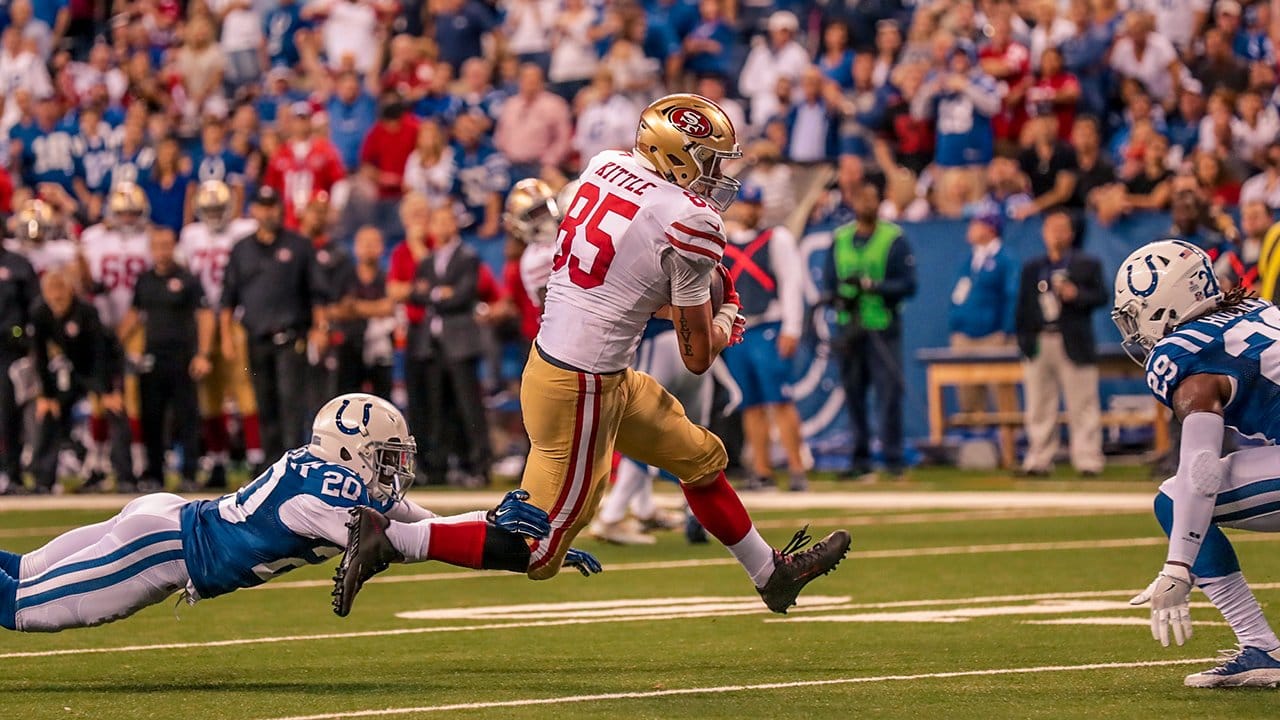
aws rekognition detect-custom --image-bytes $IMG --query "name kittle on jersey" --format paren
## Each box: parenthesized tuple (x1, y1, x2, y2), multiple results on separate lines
(537, 150, 726, 375)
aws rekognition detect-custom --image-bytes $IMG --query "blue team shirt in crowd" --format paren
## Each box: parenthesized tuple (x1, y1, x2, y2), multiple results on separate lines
(928, 74, 999, 167)
(72, 130, 119, 195)
(140, 171, 194, 232)
(265, 2, 308, 68)
(10, 121, 77, 192)
(434, 0, 496, 70)
(32, 0, 66, 28)
(683, 20, 736, 76)
(450, 139, 510, 230)
(327, 93, 379, 172)
(180, 449, 395, 600)
(1147, 298, 1280, 442)
(104, 144, 156, 189)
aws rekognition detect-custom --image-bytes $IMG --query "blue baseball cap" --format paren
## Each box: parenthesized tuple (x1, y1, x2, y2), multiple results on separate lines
(737, 184, 764, 205)
(970, 205, 1003, 235)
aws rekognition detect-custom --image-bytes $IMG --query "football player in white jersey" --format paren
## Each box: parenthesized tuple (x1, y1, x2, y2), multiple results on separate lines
(0, 393, 598, 632)
(507, 177, 565, 310)
(178, 179, 263, 485)
(336, 94, 851, 617)
(79, 182, 152, 490)
(4, 199, 79, 276)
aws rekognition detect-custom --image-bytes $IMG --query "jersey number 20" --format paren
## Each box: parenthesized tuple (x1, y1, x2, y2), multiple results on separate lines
(553, 182, 640, 289)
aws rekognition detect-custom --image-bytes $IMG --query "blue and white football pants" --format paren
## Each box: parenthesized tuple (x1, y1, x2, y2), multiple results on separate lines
(2, 493, 190, 632)
(598, 331, 713, 525)
(1155, 444, 1280, 582)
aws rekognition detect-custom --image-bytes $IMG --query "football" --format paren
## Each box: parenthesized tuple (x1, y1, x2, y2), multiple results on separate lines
(709, 267, 725, 314)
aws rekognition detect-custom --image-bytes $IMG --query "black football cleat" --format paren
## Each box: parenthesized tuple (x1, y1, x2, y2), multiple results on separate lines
(332, 507, 403, 617)
(757, 526, 852, 614)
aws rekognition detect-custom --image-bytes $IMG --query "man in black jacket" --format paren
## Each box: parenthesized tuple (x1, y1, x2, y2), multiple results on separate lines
(410, 206, 490, 487)
(1014, 210, 1107, 476)
(30, 269, 131, 493)
(0, 241, 37, 493)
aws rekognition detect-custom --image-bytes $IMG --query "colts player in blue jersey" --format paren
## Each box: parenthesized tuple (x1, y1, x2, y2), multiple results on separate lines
(0, 393, 599, 632)
(1115, 240, 1280, 687)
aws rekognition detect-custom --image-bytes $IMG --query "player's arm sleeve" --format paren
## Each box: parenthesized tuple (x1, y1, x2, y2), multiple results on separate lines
(662, 248, 714, 307)
(664, 209, 724, 306)
(1165, 411, 1226, 569)
(769, 227, 805, 337)
(385, 499, 439, 523)
(278, 493, 356, 546)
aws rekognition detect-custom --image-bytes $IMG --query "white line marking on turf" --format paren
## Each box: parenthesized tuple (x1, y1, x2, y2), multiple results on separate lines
(254, 658, 1220, 720)
(752, 507, 1143, 530)
(257, 533, 1280, 590)
(1024, 618, 1229, 627)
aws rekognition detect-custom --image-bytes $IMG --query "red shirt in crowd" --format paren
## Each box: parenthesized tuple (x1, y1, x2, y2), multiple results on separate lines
(264, 139, 346, 229)
(980, 40, 1031, 143)
(389, 237, 504, 326)
(1027, 71, 1081, 141)
(360, 116, 421, 200)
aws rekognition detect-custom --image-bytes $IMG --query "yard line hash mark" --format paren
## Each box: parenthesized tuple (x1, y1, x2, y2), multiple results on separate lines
(255, 657, 1221, 720)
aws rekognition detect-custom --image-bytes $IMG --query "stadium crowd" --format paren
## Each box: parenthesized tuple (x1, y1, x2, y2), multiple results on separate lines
(1, 0, 1280, 494)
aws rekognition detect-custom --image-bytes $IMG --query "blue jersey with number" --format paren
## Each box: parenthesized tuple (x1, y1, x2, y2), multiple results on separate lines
(1146, 298, 1280, 441)
(179, 448, 394, 600)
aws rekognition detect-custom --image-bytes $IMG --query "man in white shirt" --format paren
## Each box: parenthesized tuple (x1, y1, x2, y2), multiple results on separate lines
(305, 0, 380, 74)
(738, 11, 811, 134)
(211, 0, 265, 90)
(1109, 10, 1183, 106)
(571, 70, 639, 166)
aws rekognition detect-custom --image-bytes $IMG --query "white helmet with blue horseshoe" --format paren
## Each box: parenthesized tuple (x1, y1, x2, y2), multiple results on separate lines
(308, 393, 417, 502)
(1112, 239, 1223, 363)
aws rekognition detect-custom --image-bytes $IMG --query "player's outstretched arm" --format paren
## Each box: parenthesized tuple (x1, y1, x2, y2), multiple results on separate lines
(1131, 373, 1230, 647)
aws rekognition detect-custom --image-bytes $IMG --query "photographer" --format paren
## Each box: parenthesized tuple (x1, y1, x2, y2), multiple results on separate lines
(826, 177, 917, 479)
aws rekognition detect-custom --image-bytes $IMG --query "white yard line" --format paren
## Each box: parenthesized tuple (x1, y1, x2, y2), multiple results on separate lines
(254, 657, 1220, 720)
(0, 490, 1157, 513)
(258, 533, 1280, 591)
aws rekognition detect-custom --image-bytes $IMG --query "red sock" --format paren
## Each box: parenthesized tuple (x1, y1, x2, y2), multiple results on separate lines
(202, 417, 229, 455)
(89, 415, 108, 444)
(681, 472, 753, 546)
(241, 414, 262, 452)
(426, 522, 487, 569)
(128, 417, 142, 444)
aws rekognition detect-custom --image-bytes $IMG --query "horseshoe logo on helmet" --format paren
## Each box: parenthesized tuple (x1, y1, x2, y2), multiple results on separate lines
(335, 399, 372, 436)
(669, 108, 712, 138)
(1126, 255, 1160, 298)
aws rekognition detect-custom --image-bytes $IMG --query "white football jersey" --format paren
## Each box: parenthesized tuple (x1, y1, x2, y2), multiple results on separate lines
(4, 237, 79, 275)
(518, 241, 557, 308)
(537, 150, 725, 373)
(178, 218, 258, 308)
(80, 223, 151, 328)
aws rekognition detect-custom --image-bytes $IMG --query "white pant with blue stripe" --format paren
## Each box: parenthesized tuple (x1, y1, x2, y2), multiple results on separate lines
(15, 493, 190, 632)
(1158, 444, 1280, 534)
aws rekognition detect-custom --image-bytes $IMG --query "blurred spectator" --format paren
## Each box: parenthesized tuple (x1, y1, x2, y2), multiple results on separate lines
(1192, 27, 1248, 96)
(119, 227, 211, 489)
(1215, 199, 1271, 292)
(948, 210, 1017, 413)
(1096, 130, 1171, 225)
(1168, 178, 1234, 257)
(817, 21, 855, 90)
(380, 34, 431, 107)
(0, 29, 52, 126)
(451, 113, 508, 240)
(387, 192, 432, 471)
(30, 267, 130, 493)
(414, 60, 463, 121)
(1109, 11, 1181, 108)
(402, 118, 456, 207)
(306, 0, 382, 74)
(1235, 1, 1274, 64)
(210, 0, 263, 92)
(359, 94, 420, 236)
(504, 0, 556, 72)
(1026, 47, 1079, 141)
(969, 156, 1030, 220)
(1014, 115, 1077, 220)
(1241, 141, 1280, 209)
(337, 226, 395, 398)
(572, 69, 639, 165)
(190, 115, 248, 202)
(878, 166, 929, 222)
(776, 67, 841, 163)
(174, 16, 226, 120)
(870, 20, 902, 88)
(300, 194, 354, 414)
(264, 0, 307, 70)
(140, 136, 194, 233)
(1137, 0, 1207, 54)
(410, 204, 490, 487)
(740, 11, 809, 133)
(682, 0, 736, 83)
(10, 0, 50, 60)
(1193, 151, 1241, 208)
(494, 63, 571, 180)
(1028, 0, 1076, 70)
(0, 230, 36, 492)
(1167, 81, 1205, 158)
(456, 58, 504, 130)
(264, 103, 345, 229)
(10, 94, 75, 193)
(1014, 211, 1105, 476)
(979, 14, 1031, 151)
(912, 40, 1000, 170)
(1061, 0, 1119, 118)
(721, 186, 810, 492)
(1231, 89, 1278, 166)
(547, 0, 612, 101)
(431, 0, 495, 73)
(696, 74, 746, 138)
(220, 186, 325, 466)
(327, 71, 378, 173)
(71, 107, 114, 219)
(827, 178, 916, 478)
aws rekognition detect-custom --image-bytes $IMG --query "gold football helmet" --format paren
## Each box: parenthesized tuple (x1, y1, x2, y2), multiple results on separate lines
(503, 178, 562, 245)
(195, 179, 233, 232)
(633, 93, 742, 211)
(106, 181, 150, 233)
(13, 199, 55, 244)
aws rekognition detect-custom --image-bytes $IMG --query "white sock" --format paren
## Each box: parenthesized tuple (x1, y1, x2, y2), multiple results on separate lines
(729, 527, 775, 588)
(385, 521, 432, 562)
(629, 472, 657, 520)
(1200, 572, 1280, 651)
(599, 463, 646, 525)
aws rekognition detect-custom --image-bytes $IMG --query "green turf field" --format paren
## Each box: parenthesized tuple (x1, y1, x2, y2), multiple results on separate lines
(2, 483, 1278, 720)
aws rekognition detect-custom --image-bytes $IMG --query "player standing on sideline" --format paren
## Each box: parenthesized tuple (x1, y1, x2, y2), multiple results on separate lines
(179, 179, 265, 486)
(1116, 240, 1280, 687)
(0, 394, 598, 632)
(336, 94, 850, 615)
(5, 199, 79, 276)
(79, 182, 151, 491)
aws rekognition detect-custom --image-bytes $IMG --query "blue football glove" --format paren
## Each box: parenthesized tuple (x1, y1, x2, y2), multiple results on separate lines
(563, 547, 603, 577)
(488, 490, 551, 539)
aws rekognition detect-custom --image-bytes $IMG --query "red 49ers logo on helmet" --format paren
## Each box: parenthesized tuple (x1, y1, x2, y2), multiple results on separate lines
(669, 107, 712, 138)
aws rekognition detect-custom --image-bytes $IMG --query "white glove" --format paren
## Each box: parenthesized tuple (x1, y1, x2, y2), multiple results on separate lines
(1129, 563, 1194, 647)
